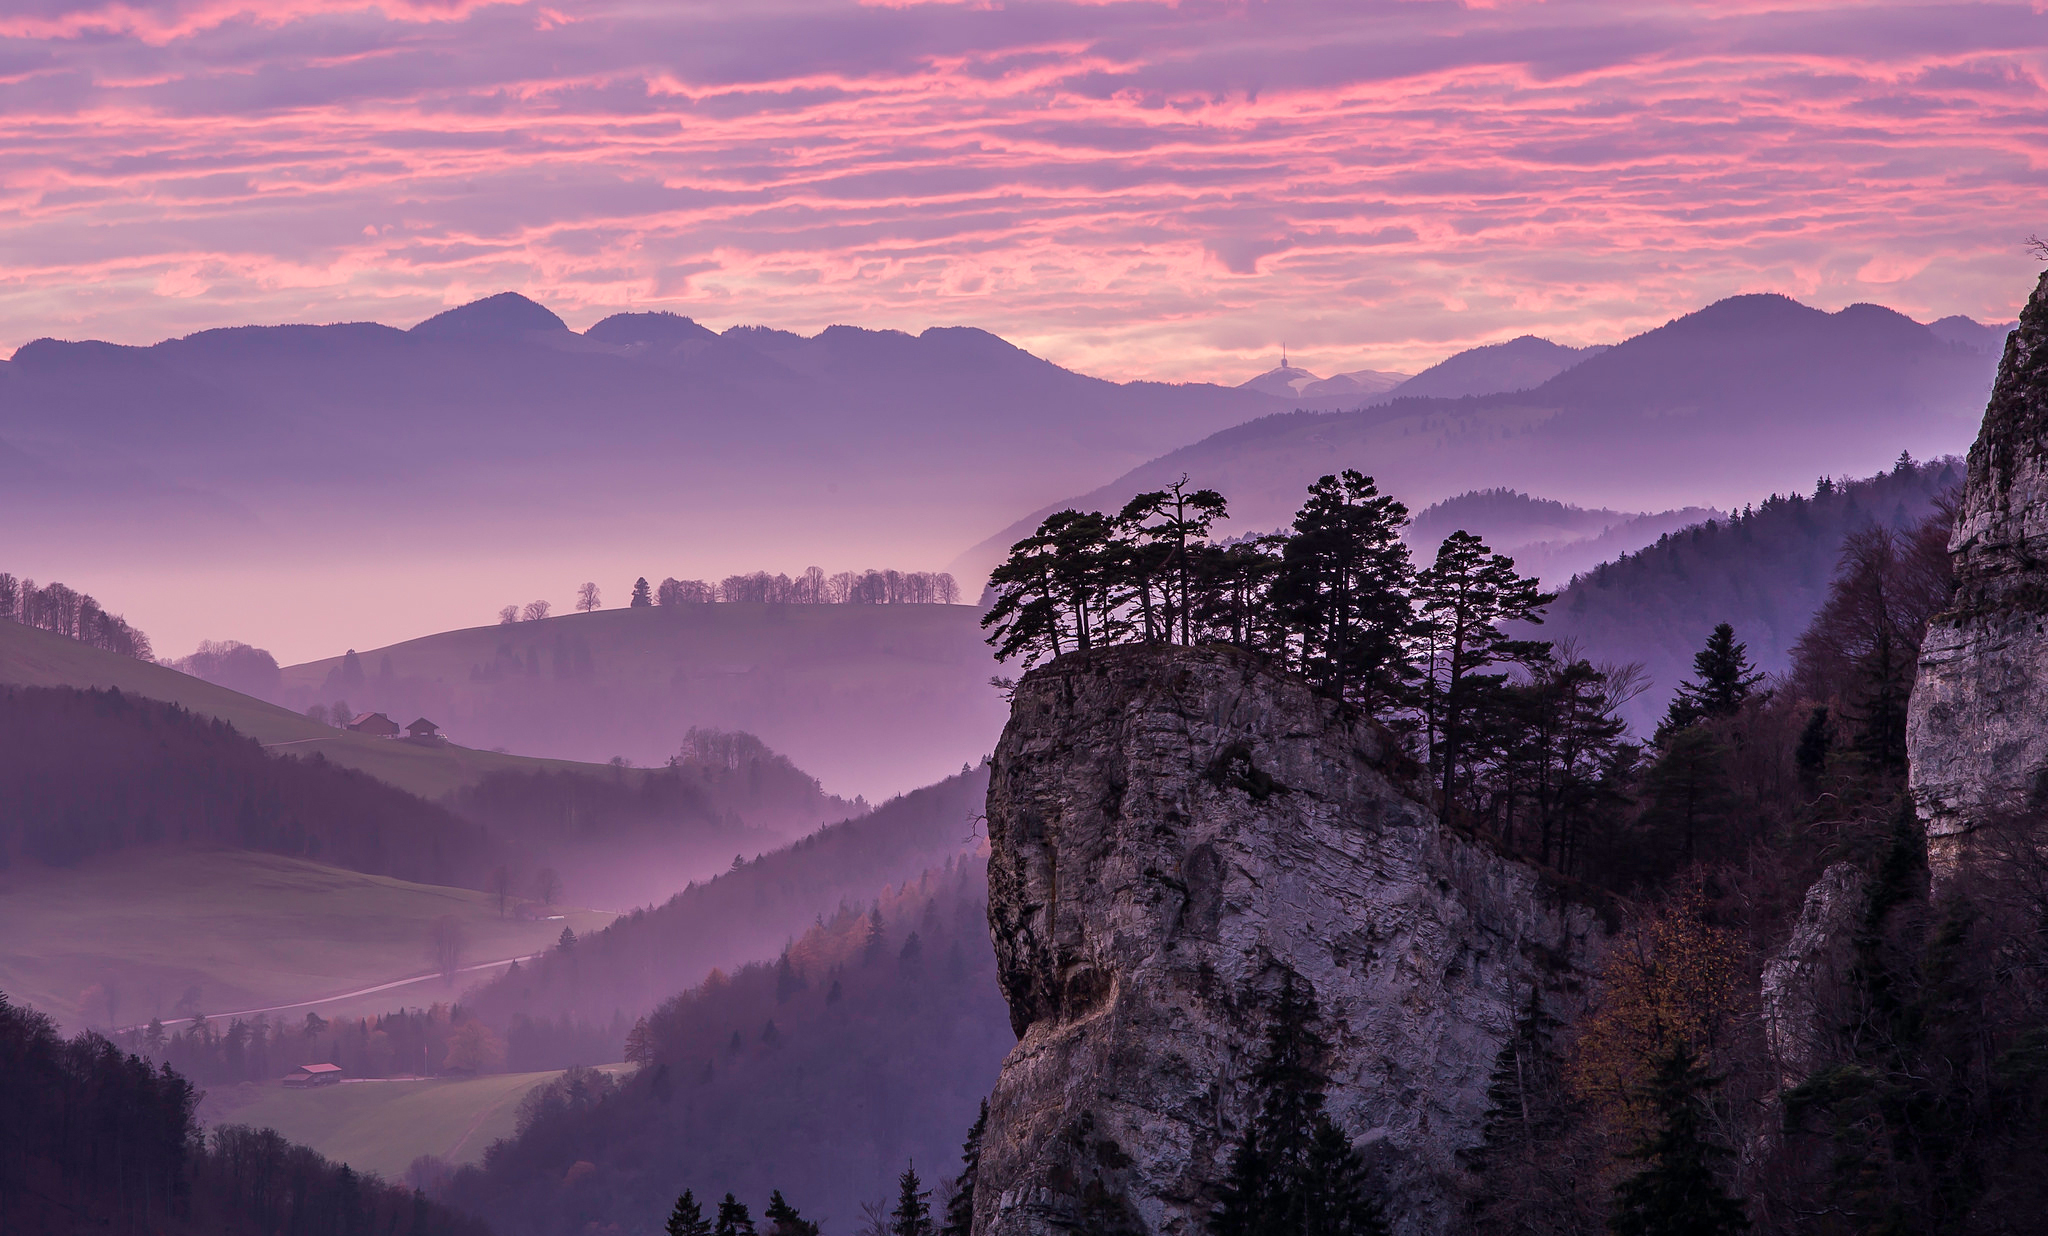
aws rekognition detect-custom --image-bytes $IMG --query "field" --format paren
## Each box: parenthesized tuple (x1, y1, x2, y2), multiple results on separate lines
(0, 846, 613, 1030)
(0, 619, 630, 799)
(279, 602, 1008, 802)
(209, 1065, 629, 1181)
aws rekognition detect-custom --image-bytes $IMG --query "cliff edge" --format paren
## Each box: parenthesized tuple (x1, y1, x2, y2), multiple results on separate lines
(1909, 269, 2048, 871)
(974, 644, 1602, 1236)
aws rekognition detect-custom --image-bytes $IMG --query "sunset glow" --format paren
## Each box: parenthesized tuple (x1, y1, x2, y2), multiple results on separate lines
(0, 0, 2041, 379)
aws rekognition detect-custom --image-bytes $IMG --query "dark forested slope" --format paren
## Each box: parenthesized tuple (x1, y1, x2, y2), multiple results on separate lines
(0, 686, 495, 886)
(445, 859, 1009, 1236)
(1542, 456, 1960, 732)
(461, 765, 991, 1043)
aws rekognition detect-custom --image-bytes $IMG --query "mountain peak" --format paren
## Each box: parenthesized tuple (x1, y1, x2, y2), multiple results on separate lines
(1238, 364, 1321, 398)
(410, 292, 568, 339)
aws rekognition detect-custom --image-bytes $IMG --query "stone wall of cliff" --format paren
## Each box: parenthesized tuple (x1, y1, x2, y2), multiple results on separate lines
(1908, 269, 2048, 871)
(973, 644, 1603, 1236)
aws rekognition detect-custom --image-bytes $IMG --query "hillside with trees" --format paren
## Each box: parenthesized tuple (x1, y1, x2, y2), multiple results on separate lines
(280, 601, 1007, 803)
(0, 991, 491, 1236)
(442, 858, 1008, 1235)
(458, 766, 990, 1054)
(0, 571, 151, 659)
(1542, 455, 1959, 732)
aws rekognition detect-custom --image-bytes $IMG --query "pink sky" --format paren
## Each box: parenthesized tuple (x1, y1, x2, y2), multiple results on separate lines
(0, 0, 2043, 382)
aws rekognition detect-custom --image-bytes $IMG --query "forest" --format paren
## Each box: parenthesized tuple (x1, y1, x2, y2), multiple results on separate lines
(0, 571, 151, 660)
(0, 991, 488, 1236)
(0, 685, 495, 885)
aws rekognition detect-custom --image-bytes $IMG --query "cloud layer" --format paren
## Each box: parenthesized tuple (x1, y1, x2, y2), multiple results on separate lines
(0, 0, 2042, 379)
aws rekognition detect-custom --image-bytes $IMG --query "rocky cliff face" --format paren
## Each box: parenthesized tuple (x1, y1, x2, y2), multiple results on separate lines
(1908, 270, 2048, 872)
(973, 644, 1603, 1236)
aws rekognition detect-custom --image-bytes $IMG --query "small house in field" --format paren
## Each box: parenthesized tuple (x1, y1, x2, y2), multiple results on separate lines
(404, 717, 444, 744)
(283, 1063, 343, 1088)
(346, 712, 400, 737)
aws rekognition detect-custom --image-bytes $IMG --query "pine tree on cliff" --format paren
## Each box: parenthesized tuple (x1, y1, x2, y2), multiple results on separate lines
(1271, 470, 1415, 710)
(714, 1193, 756, 1236)
(1607, 1044, 1748, 1236)
(763, 1190, 819, 1236)
(941, 1100, 988, 1236)
(666, 1190, 712, 1236)
(1659, 623, 1762, 738)
(1215, 970, 1389, 1236)
(890, 1163, 935, 1236)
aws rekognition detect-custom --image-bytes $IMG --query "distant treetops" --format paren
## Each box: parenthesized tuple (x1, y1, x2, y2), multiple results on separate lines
(498, 568, 962, 623)
(0, 570, 151, 659)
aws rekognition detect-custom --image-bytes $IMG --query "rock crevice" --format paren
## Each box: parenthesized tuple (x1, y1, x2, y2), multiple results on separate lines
(973, 644, 1601, 1236)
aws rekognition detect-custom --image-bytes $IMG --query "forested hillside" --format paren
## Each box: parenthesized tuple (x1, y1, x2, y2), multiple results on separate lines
(0, 686, 495, 886)
(0, 991, 490, 1236)
(1544, 456, 1960, 732)
(460, 766, 991, 1050)
(443, 858, 1008, 1236)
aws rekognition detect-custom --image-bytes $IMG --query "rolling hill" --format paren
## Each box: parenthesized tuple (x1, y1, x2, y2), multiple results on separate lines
(0, 618, 620, 800)
(956, 295, 2004, 582)
(278, 601, 1009, 802)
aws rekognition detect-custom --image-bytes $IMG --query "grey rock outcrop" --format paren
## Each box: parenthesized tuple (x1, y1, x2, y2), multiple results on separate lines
(1908, 270, 2048, 873)
(1759, 862, 1867, 1090)
(973, 644, 1603, 1236)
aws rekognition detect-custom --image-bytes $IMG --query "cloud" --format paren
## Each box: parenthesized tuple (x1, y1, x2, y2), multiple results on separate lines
(0, 0, 2041, 379)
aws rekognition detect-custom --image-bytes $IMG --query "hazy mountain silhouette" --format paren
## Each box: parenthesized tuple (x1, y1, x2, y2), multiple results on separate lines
(1384, 334, 1605, 401)
(1407, 489, 1721, 586)
(956, 295, 2002, 582)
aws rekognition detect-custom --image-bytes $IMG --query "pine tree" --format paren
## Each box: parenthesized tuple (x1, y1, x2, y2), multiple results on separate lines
(890, 1163, 934, 1236)
(1463, 988, 1576, 1232)
(1639, 727, 1737, 870)
(1607, 1044, 1748, 1236)
(1271, 470, 1416, 709)
(631, 577, 654, 607)
(714, 1193, 756, 1236)
(941, 1100, 988, 1236)
(1794, 705, 1831, 790)
(763, 1189, 819, 1236)
(1215, 970, 1389, 1236)
(666, 1190, 712, 1236)
(1661, 624, 1762, 736)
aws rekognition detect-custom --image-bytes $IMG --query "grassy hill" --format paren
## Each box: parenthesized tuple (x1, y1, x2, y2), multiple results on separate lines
(0, 847, 612, 1030)
(206, 1065, 629, 1182)
(279, 602, 1008, 801)
(0, 618, 624, 799)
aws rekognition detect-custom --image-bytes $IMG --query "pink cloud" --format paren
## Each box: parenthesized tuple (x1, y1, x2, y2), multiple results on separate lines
(0, 0, 2039, 380)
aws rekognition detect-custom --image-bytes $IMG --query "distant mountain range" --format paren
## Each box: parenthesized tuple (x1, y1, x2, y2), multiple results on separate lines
(956, 294, 2008, 581)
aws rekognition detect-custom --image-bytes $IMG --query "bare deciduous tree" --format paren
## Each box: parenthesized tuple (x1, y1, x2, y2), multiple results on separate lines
(428, 914, 466, 981)
(532, 867, 563, 907)
(521, 600, 551, 622)
(576, 582, 601, 612)
(498, 605, 519, 625)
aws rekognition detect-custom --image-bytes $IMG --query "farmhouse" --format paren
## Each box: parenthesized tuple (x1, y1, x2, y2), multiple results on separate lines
(404, 717, 444, 743)
(282, 1062, 342, 1088)
(345, 712, 400, 737)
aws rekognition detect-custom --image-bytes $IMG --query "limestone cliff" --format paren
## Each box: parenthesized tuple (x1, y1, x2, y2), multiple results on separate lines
(1908, 270, 2048, 871)
(973, 644, 1603, 1236)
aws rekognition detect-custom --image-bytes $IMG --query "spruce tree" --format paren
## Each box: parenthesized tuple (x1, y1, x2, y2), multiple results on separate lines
(713, 1193, 756, 1236)
(890, 1163, 935, 1236)
(631, 577, 654, 607)
(666, 1190, 712, 1236)
(1271, 470, 1416, 709)
(1215, 970, 1389, 1236)
(1661, 624, 1762, 736)
(941, 1100, 988, 1236)
(1639, 727, 1737, 870)
(1607, 1044, 1748, 1236)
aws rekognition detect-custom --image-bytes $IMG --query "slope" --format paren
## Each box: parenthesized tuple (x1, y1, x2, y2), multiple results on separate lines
(0, 618, 618, 800)
(279, 601, 1008, 802)
(0, 846, 611, 1032)
(955, 296, 2001, 582)
(1543, 457, 1961, 732)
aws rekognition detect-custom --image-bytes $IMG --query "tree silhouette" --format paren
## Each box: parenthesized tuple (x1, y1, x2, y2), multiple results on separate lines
(1660, 624, 1761, 737)
(666, 1190, 712, 1236)
(1272, 470, 1415, 709)
(889, 1163, 934, 1236)
(576, 582, 602, 612)
(763, 1189, 819, 1236)
(631, 577, 654, 608)
(1607, 1044, 1748, 1236)
(714, 1192, 756, 1235)
(940, 1100, 987, 1236)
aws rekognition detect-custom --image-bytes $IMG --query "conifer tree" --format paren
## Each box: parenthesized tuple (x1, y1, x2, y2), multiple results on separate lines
(1639, 727, 1737, 870)
(1660, 624, 1762, 736)
(1794, 705, 1831, 790)
(1215, 970, 1388, 1236)
(713, 1192, 756, 1236)
(890, 1163, 935, 1236)
(763, 1189, 819, 1236)
(1606, 1044, 1748, 1236)
(667, 1190, 712, 1236)
(1271, 470, 1416, 709)
(631, 577, 654, 607)
(1463, 988, 1577, 1231)
(941, 1100, 988, 1236)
